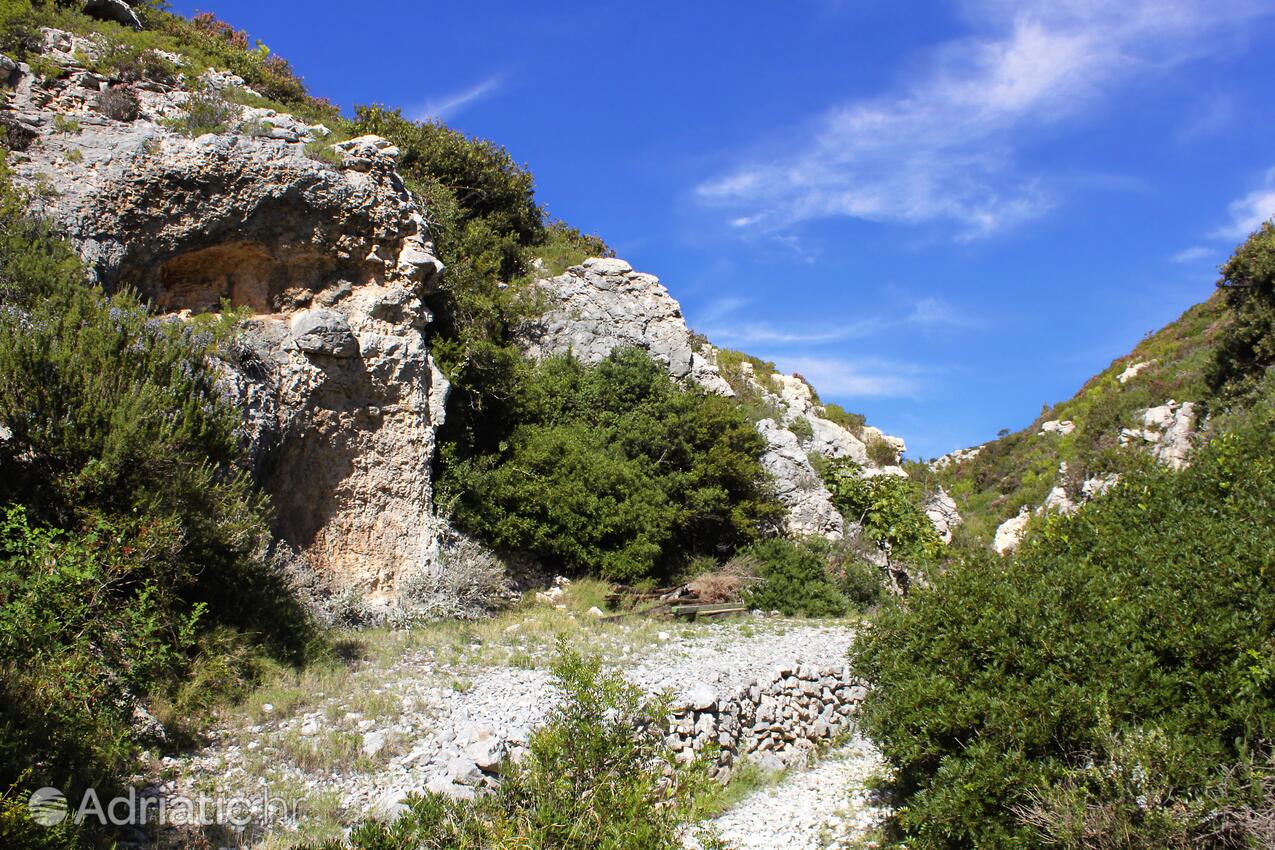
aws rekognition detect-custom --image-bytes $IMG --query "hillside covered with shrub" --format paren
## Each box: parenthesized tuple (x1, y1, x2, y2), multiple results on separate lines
(929, 287, 1229, 544)
(856, 224, 1275, 849)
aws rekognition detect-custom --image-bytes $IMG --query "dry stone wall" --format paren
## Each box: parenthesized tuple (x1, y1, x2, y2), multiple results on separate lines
(667, 663, 865, 784)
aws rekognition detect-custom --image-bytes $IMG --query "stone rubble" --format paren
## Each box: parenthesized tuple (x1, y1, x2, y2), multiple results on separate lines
(685, 734, 887, 850)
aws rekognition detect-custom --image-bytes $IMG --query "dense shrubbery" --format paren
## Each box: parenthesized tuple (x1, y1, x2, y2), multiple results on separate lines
(304, 648, 719, 850)
(1209, 222, 1275, 402)
(439, 348, 784, 581)
(0, 167, 310, 835)
(738, 538, 849, 617)
(854, 388, 1275, 849)
(732, 535, 891, 616)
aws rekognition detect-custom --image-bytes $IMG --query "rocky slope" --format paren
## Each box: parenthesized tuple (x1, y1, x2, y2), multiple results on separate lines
(930, 294, 1225, 550)
(525, 256, 913, 542)
(4, 19, 926, 613)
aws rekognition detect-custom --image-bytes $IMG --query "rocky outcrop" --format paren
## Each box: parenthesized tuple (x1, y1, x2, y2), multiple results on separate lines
(757, 419, 845, 540)
(1117, 360, 1154, 384)
(931, 445, 982, 471)
(82, 0, 141, 30)
(993, 508, 1032, 555)
(527, 257, 912, 541)
(1121, 400, 1198, 470)
(1039, 419, 1075, 436)
(523, 257, 733, 395)
(923, 488, 961, 545)
(5, 32, 449, 604)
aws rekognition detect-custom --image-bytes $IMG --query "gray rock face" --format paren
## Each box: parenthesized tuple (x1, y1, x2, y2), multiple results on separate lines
(1121, 400, 1198, 470)
(5, 31, 449, 605)
(923, 487, 961, 544)
(82, 0, 141, 29)
(523, 258, 734, 396)
(756, 419, 844, 540)
(290, 309, 358, 357)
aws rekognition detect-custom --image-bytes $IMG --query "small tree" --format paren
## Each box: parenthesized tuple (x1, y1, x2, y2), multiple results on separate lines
(1208, 221, 1275, 400)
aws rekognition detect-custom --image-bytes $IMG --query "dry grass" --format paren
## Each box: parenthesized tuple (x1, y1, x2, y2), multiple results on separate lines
(687, 573, 744, 603)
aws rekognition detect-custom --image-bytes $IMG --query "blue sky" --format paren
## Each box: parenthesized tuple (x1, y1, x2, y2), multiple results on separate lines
(174, 0, 1275, 458)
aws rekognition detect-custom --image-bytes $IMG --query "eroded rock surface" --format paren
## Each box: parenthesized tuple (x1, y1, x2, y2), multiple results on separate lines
(1121, 400, 1199, 470)
(5, 33, 449, 603)
(523, 257, 733, 395)
(757, 419, 845, 539)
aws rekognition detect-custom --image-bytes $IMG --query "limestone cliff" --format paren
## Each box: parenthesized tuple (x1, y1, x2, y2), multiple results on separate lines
(4, 30, 448, 604)
(4, 24, 925, 603)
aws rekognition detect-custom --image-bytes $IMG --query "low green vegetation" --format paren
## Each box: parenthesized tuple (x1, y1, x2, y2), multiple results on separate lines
(854, 383, 1275, 849)
(439, 348, 785, 582)
(302, 647, 722, 850)
(0, 163, 312, 846)
(822, 402, 866, 436)
(737, 537, 887, 617)
(714, 348, 786, 422)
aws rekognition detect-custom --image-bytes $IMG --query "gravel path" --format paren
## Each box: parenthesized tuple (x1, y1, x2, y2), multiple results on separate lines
(691, 734, 886, 850)
(160, 618, 862, 837)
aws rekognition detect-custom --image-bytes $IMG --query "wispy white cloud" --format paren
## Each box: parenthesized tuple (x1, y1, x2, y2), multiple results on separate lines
(415, 74, 505, 121)
(696, 0, 1270, 239)
(1169, 245, 1213, 263)
(771, 355, 924, 398)
(907, 296, 979, 330)
(1212, 168, 1275, 240)
(699, 294, 978, 346)
(697, 296, 752, 324)
(701, 320, 881, 346)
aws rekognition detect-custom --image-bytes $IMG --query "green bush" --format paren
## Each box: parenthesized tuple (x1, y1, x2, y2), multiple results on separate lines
(167, 86, 239, 136)
(741, 538, 848, 617)
(852, 389, 1275, 849)
(305, 647, 717, 850)
(822, 402, 866, 436)
(0, 167, 311, 815)
(1209, 222, 1275, 401)
(823, 461, 942, 569)
(440, 349, 783, 581)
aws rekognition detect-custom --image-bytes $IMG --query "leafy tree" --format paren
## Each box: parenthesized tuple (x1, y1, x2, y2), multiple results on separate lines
(823, 461, 942, 569)
(1209, 221, 1275, 400)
